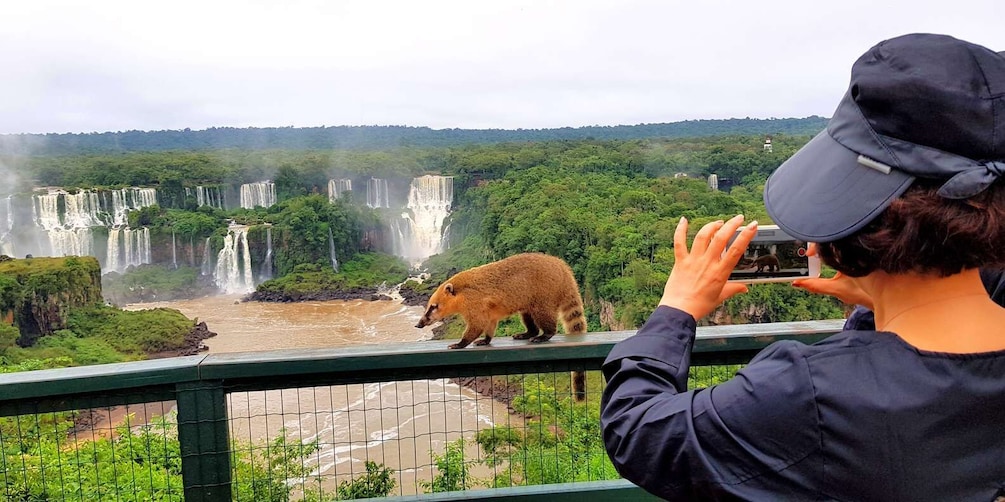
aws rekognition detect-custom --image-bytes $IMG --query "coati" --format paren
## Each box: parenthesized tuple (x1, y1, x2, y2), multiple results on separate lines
(753, 254, 780, 273)
(415, 252, 588, 400)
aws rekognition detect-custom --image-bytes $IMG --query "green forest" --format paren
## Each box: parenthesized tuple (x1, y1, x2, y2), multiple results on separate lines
(0, 116, 827, 155)
(2, 130, 845, 339)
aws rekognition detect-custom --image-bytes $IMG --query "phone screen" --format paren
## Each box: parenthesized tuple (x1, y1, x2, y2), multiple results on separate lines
(728, 225, 819, 283)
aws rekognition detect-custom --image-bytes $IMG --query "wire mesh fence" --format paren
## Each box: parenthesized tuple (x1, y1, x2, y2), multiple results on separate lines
(225, 367, 619, 500)
(1, 395, 181, 501)
(2, 322, 842, 501)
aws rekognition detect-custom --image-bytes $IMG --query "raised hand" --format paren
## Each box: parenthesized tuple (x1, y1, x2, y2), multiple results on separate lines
(659, 215, 758, 320)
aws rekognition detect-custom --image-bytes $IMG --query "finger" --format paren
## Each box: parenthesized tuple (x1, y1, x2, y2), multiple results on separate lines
(806, 242, 819, 257)
(690, 219, 724, 256)
(719, 220, 758, 272)
(707, 214, 745, 257)
(674, 216, 689, 261)
(717, 283, 749, 303)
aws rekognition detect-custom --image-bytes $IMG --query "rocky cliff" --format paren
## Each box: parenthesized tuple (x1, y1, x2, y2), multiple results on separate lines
(0, 255, 103, 346)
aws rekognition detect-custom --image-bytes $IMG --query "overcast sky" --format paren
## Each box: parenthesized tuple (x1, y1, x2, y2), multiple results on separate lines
(2, 0, 1003, 135)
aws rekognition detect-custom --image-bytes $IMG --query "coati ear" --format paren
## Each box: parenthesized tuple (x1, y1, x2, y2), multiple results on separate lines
(444, 283, 455, 295)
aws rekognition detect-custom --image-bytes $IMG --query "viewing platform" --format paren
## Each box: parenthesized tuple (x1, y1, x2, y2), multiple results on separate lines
(1, 319, 845, 501)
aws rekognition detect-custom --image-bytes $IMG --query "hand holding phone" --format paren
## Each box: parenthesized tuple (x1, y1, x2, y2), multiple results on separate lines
(727, 225, 821, 284)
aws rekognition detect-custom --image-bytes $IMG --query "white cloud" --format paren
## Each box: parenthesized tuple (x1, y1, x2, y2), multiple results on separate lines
(1, 0, 1003, 133)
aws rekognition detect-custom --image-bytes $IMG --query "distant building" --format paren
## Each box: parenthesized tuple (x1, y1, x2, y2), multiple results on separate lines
(763, 136, 773, 153)
(674, 172, 689, 179)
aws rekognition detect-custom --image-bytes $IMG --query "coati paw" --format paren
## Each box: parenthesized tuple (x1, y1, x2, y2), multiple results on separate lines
(473, 338, 492, 346)
(512, 332, 533, 340)
(529, 335, 554, 343)
(448, 342, 468, 349)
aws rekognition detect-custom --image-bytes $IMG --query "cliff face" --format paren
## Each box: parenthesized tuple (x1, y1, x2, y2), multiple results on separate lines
(0, 256, 103, 346)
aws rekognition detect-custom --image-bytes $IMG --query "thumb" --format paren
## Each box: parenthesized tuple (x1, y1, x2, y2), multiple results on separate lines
(717, 283, 749, 303)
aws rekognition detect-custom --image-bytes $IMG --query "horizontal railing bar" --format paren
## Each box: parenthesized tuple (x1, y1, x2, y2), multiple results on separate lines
(357, 479, 660, 501)
(0, 354, 205, 402)
(0, 320, 845, 409)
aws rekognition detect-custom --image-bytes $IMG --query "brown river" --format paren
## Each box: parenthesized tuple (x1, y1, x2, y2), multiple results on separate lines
(126, 294, 521, 496)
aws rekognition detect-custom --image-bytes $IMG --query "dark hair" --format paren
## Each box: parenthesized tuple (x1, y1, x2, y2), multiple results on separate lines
(818, 179, 1005, 277)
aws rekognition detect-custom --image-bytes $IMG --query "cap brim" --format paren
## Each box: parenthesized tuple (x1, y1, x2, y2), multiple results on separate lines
(764, 130, 914, 242)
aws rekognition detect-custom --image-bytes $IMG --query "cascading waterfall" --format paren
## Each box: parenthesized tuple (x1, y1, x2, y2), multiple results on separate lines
(366, 178, 390, 208)
(106, 228, 121, 273)
(393, 175, 453, 264)
(0, 196, 13, 256)
(201, 237, 212, 276)
(62, 191, 102, 228)
(109, 188, 157, 226)
(171, 231, 177, 269)
(122, 228, 151, 269)
(194, 186, 225, 209)
(34, 193, 62, 230)
(24, 188, 158, 271)
(328, 226, 339, 272)
(214, 225, 254, 294)
(260, 226, 274, 281)
(240, 182, 276, 209)
(327, 179, 352, 202)
(47, 228, 93, 257)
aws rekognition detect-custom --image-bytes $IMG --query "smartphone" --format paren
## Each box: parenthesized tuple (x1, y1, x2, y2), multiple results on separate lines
(727, 225, 820, 283)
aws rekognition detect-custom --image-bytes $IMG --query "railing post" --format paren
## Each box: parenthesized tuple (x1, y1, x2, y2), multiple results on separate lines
(176, 380, 231, 501)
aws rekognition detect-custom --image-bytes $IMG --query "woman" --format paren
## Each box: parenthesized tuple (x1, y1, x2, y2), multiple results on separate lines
(600, 34, 1005, 500)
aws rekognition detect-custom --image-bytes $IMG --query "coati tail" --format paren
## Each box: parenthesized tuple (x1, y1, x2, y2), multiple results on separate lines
(560, 299, 588, 401)
(560, 299, 587, 335)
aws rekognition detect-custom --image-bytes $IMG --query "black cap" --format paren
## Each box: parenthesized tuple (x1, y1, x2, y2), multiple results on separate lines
(764, 33, 1005, 242)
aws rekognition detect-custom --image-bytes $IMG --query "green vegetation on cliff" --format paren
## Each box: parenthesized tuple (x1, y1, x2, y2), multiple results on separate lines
(251, 252, 409, 301)
(0, 257, 205, 371)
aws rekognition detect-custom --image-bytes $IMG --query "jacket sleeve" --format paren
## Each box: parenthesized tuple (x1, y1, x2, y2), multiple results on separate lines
(600, 306, 820, 500)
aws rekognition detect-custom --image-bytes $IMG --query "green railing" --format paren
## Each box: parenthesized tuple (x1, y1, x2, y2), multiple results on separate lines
(0, 319, 845, 502)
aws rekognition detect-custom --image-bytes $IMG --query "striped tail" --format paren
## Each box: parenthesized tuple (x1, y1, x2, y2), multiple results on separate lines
(560, 298, 588, 402)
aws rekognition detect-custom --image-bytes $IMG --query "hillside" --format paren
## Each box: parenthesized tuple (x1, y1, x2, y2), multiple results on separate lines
(0, 117, 827, 154)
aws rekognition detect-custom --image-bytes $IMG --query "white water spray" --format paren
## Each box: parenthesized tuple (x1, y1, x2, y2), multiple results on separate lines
(327, 179, 352, 202)
(240, 182, 276, 209)
(215, 225, 254, 294)
(366, 178, 390, 208)
(393, 175, 453, 264)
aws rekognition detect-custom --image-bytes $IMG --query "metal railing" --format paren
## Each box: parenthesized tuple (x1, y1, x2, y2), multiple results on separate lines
(0, 319, 845, 502)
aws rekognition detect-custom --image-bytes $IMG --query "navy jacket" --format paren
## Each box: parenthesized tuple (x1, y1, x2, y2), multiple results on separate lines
(601, 302, 1005, 501)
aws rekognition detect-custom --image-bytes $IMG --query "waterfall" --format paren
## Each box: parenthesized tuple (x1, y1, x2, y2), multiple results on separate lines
(121, 227, 151, 269)
(240, 182, 276, 209)
(46, 228, 93, 257)
(260, 226, 274, 281)
(194, 186, 224, 209)
(0, 196, 13, 256)
(62, 190, 102, 228)
(171, 231, 177, 269)
(200, 237, 212, 276)
(110, 188, 157, 226)
(366, 178, 390, 208)
(328, 179, 352, 202)
(34, 193, 62, 230)
(328, 226, 339, 272)
(104, 227, 152, 273)
(106, 228, 121, 273)
(393, 175, 453, 264)
(214, 225, 254, 294)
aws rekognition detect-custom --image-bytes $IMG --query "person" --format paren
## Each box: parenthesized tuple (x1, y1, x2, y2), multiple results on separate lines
(600, 33, 1005, 501)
